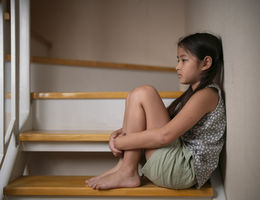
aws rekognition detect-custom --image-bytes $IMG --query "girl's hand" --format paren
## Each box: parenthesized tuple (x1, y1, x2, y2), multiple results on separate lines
(109, 128, 123, 157)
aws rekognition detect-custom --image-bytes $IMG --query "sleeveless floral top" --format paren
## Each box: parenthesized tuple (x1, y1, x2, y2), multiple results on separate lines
(180, 84, 226, 188)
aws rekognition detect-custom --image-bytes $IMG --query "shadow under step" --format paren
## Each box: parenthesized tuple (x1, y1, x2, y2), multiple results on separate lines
(4, 176, 213, 198)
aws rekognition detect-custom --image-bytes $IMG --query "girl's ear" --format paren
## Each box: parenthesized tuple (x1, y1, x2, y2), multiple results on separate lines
(201, 56, 212, 71)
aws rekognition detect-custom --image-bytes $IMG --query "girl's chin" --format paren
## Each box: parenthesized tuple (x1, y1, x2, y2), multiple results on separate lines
(179, 80, 187, 85)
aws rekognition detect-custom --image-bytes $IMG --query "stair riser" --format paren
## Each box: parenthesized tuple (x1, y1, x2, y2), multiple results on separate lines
(30, 63, 179, 92)
(25, 152, 118, 176)
(32, 99, 174, 130)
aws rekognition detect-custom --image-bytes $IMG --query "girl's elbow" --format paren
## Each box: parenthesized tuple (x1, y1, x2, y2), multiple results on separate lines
(158, 132, 172, 146)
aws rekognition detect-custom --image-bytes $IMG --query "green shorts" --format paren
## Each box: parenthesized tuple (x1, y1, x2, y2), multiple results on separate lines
(141, 139, 196, 189)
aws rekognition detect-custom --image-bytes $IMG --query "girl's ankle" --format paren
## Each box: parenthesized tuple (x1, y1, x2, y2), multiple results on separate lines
(119, 166, 139, 177)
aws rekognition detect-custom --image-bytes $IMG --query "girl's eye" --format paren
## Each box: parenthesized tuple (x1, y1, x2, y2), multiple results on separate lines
(177, 59, 188, 63)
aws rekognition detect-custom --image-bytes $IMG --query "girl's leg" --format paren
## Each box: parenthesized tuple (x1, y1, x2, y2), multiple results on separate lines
(85, 91, 132, 185)
(89, 85, 170, 190)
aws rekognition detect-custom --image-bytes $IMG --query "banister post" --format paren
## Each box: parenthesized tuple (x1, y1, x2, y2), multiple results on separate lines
(19, 0, 30, 140)
(5, 0, 20, 145)
(0, 0, 6, 162)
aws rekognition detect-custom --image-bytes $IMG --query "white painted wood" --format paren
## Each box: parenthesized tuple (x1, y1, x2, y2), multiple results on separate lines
(5, 0, 19, 144)
(0, 0, 5, 162)
(30, 63, 179, 92)
(0, 134, 19, 200)
(21, 142, 110, 152)
(19, 0, 31, 133)
(32, 99, 174, 130)
(25, 152, 117, 176)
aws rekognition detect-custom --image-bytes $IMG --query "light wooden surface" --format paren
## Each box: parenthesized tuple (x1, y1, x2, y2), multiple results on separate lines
(7, 91, 183, 99)
(4, 12, 10, 20)
(6, 54, 176, 72)
(4, 176, 214, 197)
(31, 91, 183, 99)
(20, 131, 111, 142)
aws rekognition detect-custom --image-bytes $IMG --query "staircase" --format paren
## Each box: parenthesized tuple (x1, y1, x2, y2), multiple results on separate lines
(3, 91, 216, 200)
(1, 1, 220, 198)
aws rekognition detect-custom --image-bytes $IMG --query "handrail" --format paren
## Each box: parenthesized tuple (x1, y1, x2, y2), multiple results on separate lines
(6, 54, 176, 72)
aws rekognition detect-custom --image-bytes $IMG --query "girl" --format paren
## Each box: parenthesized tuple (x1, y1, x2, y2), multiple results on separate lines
(86, 33, 226, 190)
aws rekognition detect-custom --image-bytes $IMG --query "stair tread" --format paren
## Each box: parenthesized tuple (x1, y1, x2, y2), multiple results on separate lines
(8, 91, 183, 99)
(31, 91, 183, 99)
(4, 176, 214, 197)
(7, 54, 177, 72)
(20, 131, 111, 142)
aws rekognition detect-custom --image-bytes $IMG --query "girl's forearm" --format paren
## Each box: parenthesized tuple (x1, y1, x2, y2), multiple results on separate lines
(114, 128, 166, 150)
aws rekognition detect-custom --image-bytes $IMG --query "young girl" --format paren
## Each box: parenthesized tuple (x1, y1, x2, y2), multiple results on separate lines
(86, 33, 226, 190)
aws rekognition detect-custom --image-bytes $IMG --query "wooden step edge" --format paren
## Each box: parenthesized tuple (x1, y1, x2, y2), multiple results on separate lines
(19, 131, 111, 142)
(31, 91, 183, 99)
(6, 54, 177, 72)
(7, 91, 183, 99)
(4, 176, 214, 197)
(4, 12, 10, 20)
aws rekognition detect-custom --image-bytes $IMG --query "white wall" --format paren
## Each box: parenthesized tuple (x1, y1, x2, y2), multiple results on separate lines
(30, 63, 179, 92)
(31, 0, 186, 91)
(30, 0, 186, 92)
(31, 0, 185, 66)
(186, 0, 260, 200)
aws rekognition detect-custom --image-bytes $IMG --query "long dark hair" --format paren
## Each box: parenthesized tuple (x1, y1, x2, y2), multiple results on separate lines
(167, 33, 224, 118)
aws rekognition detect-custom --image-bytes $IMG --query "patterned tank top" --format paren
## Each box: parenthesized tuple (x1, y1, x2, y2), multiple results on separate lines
(180, 83, 226, 188)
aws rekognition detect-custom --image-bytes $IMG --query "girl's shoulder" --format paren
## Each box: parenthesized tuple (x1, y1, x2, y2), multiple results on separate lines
(190, 86, 219, 113)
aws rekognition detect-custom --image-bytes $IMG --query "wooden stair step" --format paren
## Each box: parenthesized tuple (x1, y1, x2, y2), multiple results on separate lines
(8, 91, 183, 99)
(19, 131, 111, 152)
(31, 91, 183, 99)
(4, 176, 214, 197)
(6, 54, 177, 72)
(19, 130, 111, 142)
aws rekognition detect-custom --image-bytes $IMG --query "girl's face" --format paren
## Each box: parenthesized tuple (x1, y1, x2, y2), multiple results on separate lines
(176, 47, 203, 90)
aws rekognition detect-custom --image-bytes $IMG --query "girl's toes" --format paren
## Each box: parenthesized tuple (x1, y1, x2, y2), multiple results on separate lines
(92, 183, 98, 190)
(96, 184, 101, 190)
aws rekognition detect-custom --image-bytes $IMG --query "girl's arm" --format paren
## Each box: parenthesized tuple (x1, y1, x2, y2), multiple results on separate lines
(114, 87, 218, 150)
(109, 128, 123, 157)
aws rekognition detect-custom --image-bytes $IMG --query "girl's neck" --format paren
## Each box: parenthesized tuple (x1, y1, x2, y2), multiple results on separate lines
(191, 81, 201, 91)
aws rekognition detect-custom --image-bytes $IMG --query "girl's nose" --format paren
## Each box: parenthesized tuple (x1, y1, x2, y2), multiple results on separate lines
(176, 63, 181, 70)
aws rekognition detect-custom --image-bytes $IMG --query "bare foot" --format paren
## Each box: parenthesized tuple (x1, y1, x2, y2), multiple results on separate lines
(90, 169, 141, 190)
(86, 159, 123, 187)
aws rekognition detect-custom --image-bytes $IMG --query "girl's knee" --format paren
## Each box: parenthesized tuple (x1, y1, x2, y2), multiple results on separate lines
(128, 85, 158, 101)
